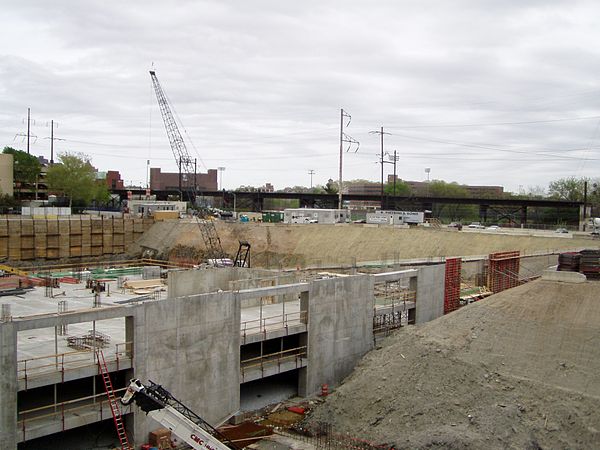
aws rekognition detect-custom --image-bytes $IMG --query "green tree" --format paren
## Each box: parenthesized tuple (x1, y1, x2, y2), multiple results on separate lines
(427, 181, 473, 221)
(2, 146, 41, 198)
(547, 176, 600, 204)
(324, 178, 338, 194)
(384, 180, 412, 196)
(46, 152, 109, 207)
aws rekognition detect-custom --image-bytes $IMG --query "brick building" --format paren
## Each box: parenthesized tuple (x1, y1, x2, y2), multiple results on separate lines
(105, 170, 124, 190)
(149, 167, 218, 191)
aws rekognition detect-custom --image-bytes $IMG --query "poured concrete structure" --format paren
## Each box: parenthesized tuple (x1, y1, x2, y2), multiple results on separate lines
(1, 264, 445, 448)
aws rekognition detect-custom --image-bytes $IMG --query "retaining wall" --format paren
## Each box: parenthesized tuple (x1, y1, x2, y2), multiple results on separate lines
(0, 217, 154, 260)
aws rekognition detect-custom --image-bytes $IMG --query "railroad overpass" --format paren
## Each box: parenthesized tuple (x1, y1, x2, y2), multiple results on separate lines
(113, 188, 585, 227)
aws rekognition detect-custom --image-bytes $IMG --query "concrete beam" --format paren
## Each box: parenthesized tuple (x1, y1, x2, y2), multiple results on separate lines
(14, 305, 134, 332)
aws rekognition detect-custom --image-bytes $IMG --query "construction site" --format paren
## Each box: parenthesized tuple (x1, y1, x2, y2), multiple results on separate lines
(0, 215, 598, 450)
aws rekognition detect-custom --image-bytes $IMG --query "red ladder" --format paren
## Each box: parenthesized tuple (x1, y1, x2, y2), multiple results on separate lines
(96, 350, 132, 450)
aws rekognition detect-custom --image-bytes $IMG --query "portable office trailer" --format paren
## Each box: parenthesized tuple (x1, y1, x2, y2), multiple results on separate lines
(284, 208, 349, 224)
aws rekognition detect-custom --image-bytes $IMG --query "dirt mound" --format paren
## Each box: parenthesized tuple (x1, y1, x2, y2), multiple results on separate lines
(307, 280, 600, 449)
(131, 222, 595, 268)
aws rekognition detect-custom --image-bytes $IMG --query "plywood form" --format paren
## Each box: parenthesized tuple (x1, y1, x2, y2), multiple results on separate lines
(47, 220, 59, 235)
(21, 220, 34, 236)
(0, 219, 8, 237)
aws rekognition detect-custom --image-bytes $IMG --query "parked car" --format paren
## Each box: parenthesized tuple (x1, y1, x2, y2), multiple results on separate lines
(448, 222, 463, 230)
(486, 225, 500, 231)
(555, 228, 569, 234)
(468, 222, 485, 229)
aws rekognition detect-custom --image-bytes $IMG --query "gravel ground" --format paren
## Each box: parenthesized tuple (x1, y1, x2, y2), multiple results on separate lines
(307, 279, 600, 449)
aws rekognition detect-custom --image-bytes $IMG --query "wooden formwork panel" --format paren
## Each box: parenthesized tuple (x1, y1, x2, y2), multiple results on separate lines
(113, 245, 125, 254)
(70, 246, 82, 257)
(47, 220, 59, 235)
(0, 237, 8, 258)
(58, 220, 71, 236)
(8, 220, 21, 235)
(70, 235, 82, 246)
(21, 249, 35, 260)
(91, 246, 103, 256)
(21, 220, 34, 236)
(0, 219, 8, 237)
(8, 247, 21, 259)
(113, 219, 124, 233)
(102, 217, 113, 233)
(70, 219, 82, 234)
(143, 218, 154, 230)
(59, 244, 70, 258)
(8, 236, 20, 249)
(34, 220, 47, 234)
(21, 236, 34, 249)
(133, 219, 144, 233)
(81, 244, 91, 257)
(103, 234, 113, 253)
(46, 248, 59, 259)
(91, 219, 103, 234)
(124, 219, 133, 233)
(113, 234, 124, 246)
(47, 235, 60, 248)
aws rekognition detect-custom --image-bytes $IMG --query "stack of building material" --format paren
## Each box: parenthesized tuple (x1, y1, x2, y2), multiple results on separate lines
(580, 249, 600, 279)
(558, 252, 581, 272)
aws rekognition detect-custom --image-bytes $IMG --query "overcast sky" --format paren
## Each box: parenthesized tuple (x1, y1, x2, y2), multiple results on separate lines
(1, 0, 600, 193)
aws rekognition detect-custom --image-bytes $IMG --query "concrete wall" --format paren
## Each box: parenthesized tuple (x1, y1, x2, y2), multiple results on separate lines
(132, 290, 241, 442)
(415, 264, 445, 324)
(168, 267, 278, 297)
(300, 275, 374, 396)
(0, 322, 17, 449)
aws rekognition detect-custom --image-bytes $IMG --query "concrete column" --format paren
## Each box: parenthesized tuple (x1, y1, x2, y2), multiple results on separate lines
(302, 276, 373, 396)
(0, 321, 18, 448)
(415, 264, 445, 324)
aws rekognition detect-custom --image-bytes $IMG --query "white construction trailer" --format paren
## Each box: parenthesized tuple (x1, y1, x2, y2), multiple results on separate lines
(366, 210, 425, 225)
(284, 208, 350, 224)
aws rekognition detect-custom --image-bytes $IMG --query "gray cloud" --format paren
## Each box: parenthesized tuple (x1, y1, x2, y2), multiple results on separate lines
(1, 0, 599, 190)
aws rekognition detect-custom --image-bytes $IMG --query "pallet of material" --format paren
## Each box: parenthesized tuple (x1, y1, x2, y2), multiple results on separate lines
(123, 279, 164, 290)
(0, 219, 8, 237)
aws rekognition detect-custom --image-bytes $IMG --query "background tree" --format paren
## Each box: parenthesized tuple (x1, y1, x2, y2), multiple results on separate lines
(384, 180, 412, 196)
(427, 180, 474, 221)
(548, 176, 600, 205)
(46, 152, 109, 207)
(324, 178, 338, 194)
(2, 146, 41, 199)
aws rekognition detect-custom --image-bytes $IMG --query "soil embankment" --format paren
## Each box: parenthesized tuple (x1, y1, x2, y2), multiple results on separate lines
(131, 221, 596, 268)
(307, 280, 600, 449)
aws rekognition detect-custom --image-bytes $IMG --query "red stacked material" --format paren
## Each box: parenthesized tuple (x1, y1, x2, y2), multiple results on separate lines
(488, 251, 520, 293)
(59, 276, 80, 284)
(444, 258, 462, 314)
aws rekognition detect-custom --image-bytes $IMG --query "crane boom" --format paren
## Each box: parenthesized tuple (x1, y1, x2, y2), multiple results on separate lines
(149, 70, 196, 183)
(122, 379, 238, 450)
(149, 70, 228, 262)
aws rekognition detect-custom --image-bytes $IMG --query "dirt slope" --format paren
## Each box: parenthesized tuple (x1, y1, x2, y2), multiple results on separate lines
(131, 222, 596, 268)
(307, 280, 600, 449)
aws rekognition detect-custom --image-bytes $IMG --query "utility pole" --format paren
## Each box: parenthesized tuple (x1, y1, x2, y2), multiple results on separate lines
(50, 120, 54, 165)
(194, 158, 197, 193)
(338, 109, 359, 209)
(370, 126, 391, 209)
(308, 169, 315, 189)
(27, 108, 31, 154)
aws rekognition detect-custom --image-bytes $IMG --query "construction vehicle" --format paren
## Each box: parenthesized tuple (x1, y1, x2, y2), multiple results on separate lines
(121, 378, 239, 450)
